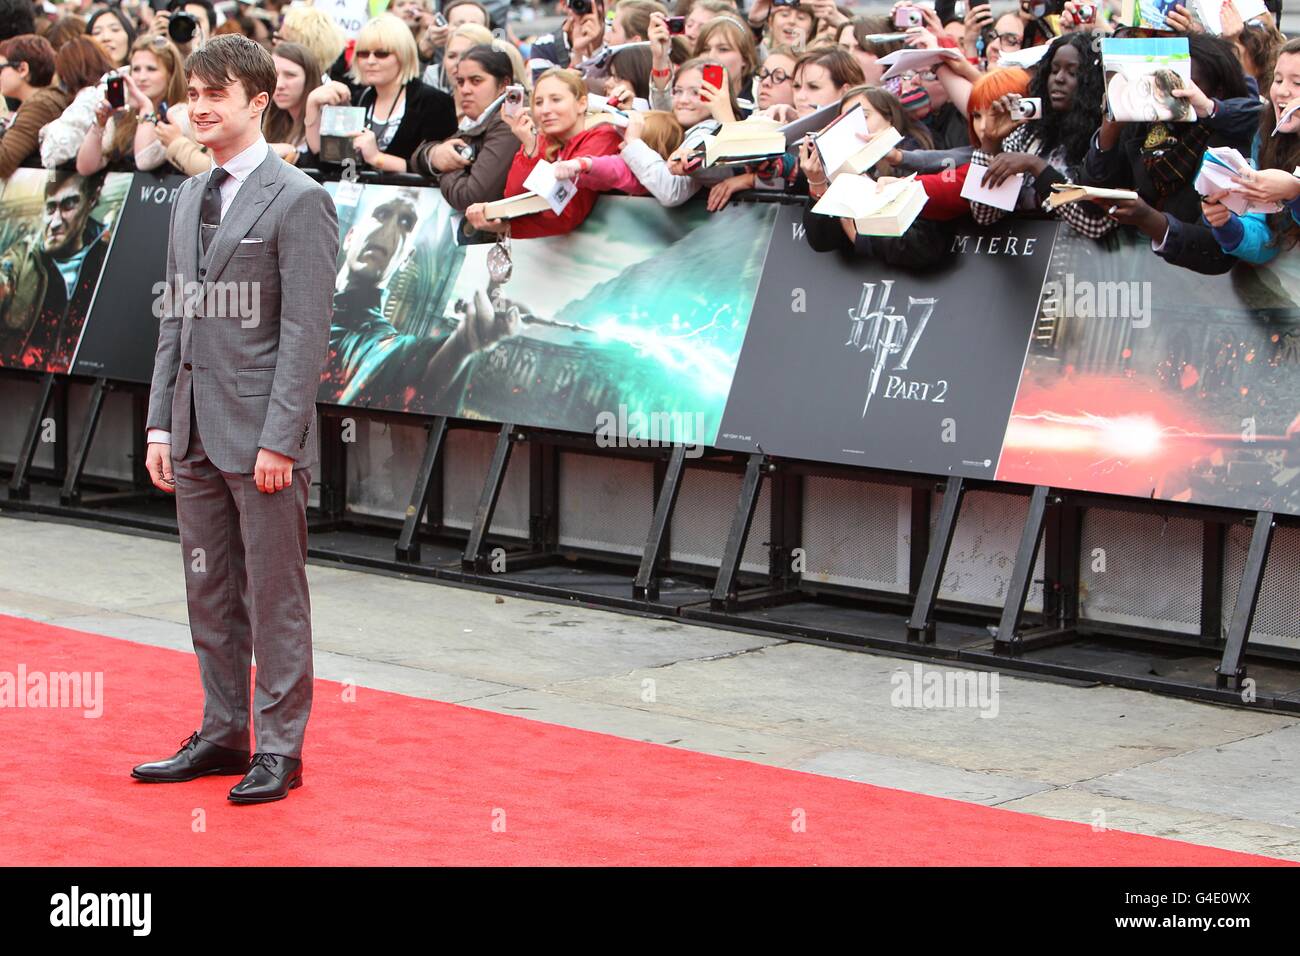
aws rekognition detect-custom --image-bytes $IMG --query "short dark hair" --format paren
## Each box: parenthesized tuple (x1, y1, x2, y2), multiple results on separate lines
(185, 33, 277, 103)
(0, 33, 56, 87)
(0, 0, 36, 44)
(47, 169, 105, 202)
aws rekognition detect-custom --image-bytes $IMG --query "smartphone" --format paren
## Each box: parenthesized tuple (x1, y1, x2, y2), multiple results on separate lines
(503, 84, 526, 118)
(666, 15, 686, 35)
(702, 63, 724, 92)
(158, 100, 169, 122)
(105, 74, 125, 110)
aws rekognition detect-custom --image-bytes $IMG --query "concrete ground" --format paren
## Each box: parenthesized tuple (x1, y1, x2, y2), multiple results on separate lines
(2, 512, 1298, 862)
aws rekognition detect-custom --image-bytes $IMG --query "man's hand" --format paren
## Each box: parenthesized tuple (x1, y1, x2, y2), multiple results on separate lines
(146, 442, 175, 494)
(255, 448, 296, 494)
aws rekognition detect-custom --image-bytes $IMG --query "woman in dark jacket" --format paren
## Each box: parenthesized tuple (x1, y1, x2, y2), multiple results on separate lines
(1083, 33, 1259, 275)
(304, 13, 455, 170)
(410, 44, 518, 210)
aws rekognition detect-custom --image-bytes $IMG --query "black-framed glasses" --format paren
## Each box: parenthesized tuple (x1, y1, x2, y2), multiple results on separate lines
(44, 194, 84, 216)
(993, 32, 1023, 48)
(758, 67, 791, 84)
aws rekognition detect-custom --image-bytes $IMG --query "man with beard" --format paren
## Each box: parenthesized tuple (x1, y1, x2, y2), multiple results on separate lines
(322, 186, 520, 410)
(0, 172, 109, 371)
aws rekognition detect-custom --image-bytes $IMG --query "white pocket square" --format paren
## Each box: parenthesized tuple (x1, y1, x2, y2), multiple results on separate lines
(239, 238, 264, 244)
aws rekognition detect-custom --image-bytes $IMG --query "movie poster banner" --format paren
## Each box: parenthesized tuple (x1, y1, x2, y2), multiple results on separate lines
(716, 207, 1057, 479)
(71, 170, 188, 383)
(996, 228, 1300, 519)
(0, 168, 131, 374)
(318, 185, 777, 446)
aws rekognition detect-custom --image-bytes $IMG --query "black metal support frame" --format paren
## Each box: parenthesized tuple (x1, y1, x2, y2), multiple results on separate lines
(461, 423, 518, 573)
(633, 444, 687, 602)
(7, 373, 62, 501)
(1216, 511, 1276, 691)
(906, 477, 966, 643)
(709, 453, 768, 611)
(60, 377, 108, 506)
(395, 416, 447, 563)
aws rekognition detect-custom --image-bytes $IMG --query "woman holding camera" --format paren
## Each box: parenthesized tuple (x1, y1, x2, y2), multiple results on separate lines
(410, 44, 521, 211)
(39, 36, 116, 168)
(76, 37, 194, 175)
(464, 68, 623, 239)
(970, 32, 1115, 239)
(305, 13, 456, 172)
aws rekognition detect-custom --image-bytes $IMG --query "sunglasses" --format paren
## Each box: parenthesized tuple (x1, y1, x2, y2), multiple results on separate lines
(758, 67, 791, 84)
(355, 49, 394, 60)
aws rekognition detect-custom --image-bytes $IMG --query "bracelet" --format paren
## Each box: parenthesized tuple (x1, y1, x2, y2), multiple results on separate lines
(807, 176, 827, 187)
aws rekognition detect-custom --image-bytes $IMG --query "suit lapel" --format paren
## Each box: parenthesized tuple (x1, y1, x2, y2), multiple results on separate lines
(204, 150, 286, 282)
(181, 172, 207, 282)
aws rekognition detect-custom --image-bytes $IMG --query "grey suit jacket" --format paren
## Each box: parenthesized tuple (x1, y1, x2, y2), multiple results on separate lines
(146, 150, 340, 475)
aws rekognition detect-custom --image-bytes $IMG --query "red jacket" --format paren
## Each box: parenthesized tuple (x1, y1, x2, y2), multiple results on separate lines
(503, 123, 624, 239)
(918, 163, 971, 221)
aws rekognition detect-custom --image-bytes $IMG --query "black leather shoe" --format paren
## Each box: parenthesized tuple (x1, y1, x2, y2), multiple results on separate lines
(132, 731, 251, 782)
(227, 753, 303, 804)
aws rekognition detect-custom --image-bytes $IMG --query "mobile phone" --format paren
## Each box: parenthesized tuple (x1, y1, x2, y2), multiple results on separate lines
(158, 100, 169, 122)
(702, 63, 724, 91)
(106, 74, 125, 110)
(666, 14, 686, 34)
(503, 84, 526, 118)
(894, 5, 922, 27)
(1013, 97, 1042, 120)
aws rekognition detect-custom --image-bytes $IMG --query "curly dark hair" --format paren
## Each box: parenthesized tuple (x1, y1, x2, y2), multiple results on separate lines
(1026, 32, 1105, 167)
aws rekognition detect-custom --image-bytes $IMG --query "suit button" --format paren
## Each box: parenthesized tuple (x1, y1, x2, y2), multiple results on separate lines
(199, 268, 206, 278)
(184, 363, 192, 371)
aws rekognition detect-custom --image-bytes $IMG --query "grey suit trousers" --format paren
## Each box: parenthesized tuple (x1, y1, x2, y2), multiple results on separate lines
(173, 394, 314, 759)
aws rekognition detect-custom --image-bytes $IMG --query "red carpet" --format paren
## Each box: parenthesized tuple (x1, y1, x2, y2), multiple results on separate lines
(0, 613, 1288, 866)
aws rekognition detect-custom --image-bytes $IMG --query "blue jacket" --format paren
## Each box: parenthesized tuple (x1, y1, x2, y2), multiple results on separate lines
(1206, 132, 1300, 264)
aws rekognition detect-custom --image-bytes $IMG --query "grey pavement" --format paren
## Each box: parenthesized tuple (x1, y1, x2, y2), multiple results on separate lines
(2, 513, 1298, 862)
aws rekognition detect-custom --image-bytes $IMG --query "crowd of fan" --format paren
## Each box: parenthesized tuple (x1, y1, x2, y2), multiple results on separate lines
(0, 0, 1296, 271)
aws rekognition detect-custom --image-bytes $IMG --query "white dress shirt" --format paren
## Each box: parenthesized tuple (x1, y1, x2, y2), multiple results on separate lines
(148, 136, 271, 447)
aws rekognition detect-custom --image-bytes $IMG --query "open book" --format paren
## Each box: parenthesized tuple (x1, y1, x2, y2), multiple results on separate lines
(480, 191, 553, 221)
(812, 106, 903, 181)
(811, 174, 928, 237)
(703, 118, 787, 166)
(1044, 183, 1140, 210)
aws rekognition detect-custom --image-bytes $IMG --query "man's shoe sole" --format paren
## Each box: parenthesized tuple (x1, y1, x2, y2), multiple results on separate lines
(131, 765, 251, 783)
(227, 777, 303, 804)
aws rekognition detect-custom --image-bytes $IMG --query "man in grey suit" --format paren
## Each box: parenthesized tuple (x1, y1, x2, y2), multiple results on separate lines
(132, 35, 339, 804)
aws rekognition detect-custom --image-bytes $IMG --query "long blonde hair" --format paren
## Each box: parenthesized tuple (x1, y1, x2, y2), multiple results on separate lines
(110, 37, 187, 160)
(532, 68, 588, 161)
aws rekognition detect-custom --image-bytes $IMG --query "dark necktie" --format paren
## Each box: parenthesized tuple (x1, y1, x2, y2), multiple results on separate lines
(200, 167, 230, 256)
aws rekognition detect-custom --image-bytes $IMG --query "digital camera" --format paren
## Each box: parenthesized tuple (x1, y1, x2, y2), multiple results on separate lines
(1013, 97, 1042, 120)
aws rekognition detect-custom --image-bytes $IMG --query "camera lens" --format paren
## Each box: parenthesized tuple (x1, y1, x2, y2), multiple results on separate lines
(169, 11, 197, 44)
